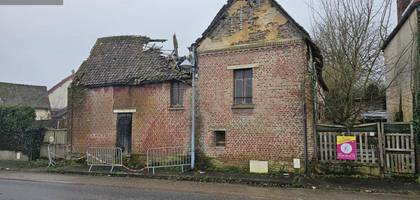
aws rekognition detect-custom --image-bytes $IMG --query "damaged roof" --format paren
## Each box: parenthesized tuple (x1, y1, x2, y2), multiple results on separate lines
(0, 82, 50, 109)
(73, 35, 190, 88)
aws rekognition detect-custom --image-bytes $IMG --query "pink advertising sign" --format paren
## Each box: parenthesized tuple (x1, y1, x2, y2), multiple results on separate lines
(336, 136, 357, 160)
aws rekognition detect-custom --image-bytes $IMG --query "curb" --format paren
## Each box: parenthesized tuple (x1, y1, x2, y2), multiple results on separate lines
(46, 169, 294, 187)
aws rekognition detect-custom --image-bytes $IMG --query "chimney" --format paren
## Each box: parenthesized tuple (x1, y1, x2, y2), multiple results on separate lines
(397, 0, 412, 20)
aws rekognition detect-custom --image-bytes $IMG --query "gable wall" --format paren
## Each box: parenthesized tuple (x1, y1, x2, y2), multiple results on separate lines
(195, 0, 314, 171)
(198, 0, 302, 52)
(49, 78, 73, 111)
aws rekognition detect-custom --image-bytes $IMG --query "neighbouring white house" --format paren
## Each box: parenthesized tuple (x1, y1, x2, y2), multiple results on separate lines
(48, 73, 74, 111)
(48, 73, 74, 128)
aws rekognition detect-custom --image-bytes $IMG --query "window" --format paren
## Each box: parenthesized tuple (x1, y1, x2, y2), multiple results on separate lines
(171, 82, 184, 107)
(234, 68, 253, 105)
(215, 131, 226, 147)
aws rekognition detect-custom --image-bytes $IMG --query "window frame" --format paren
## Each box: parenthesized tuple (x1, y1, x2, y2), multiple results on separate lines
(214, 130, 226, 148)
(170, 82, 184, 108)
(233, 68, 253, 105)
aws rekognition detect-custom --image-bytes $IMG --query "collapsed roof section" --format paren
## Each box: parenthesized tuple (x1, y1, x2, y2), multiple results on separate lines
(73, 35, 190, 88)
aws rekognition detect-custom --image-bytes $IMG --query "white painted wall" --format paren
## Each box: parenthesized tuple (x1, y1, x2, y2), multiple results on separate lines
(384, 10, 418, 122)
(48, 78, 72, 110)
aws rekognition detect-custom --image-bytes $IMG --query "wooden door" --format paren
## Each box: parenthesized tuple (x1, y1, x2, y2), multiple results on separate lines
(116, 113, 132, 154)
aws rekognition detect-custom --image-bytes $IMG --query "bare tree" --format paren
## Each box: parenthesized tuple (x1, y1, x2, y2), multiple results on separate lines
(309, 0, 394, 125)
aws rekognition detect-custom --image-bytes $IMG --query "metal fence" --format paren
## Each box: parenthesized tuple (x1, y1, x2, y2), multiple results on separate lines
(146, 146, 191, 175)
(86, 147, 123, 172)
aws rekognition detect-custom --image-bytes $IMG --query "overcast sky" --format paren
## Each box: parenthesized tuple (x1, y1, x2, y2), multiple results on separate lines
(0, 0, 334, 88)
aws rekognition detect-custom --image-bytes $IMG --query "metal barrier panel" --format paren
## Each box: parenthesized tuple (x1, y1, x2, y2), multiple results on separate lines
(86, 147, 123, 172)
(147, 146, 191, 175)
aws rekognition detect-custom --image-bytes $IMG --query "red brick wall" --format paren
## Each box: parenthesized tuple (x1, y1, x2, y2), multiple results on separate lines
(71, 87, 116, 153)
(196, 40, 313, 170)
(70, 83, 191, 154)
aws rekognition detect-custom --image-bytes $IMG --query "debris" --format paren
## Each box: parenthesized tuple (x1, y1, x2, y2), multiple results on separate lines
(312, 186, 317, 190)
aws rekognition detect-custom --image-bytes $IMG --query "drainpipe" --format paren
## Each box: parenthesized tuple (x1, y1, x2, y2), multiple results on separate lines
(303, 102, 309, 176)
(190, 45, 198, 170)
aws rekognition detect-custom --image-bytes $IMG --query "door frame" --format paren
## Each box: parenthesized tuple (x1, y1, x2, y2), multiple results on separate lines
(114, 109, 136, 154)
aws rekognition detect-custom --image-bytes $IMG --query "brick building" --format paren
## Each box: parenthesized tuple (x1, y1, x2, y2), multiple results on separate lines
(69, 36, 191, 154)
(194, 0, 327, 170)
(69, 0, 327, 172)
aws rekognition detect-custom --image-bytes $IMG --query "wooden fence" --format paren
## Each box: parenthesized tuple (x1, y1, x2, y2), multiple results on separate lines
(382, 123, 416, 174)
(317, 123, 416, 174)
(319, 132, 378, 164)
(40, 128, 69, 159)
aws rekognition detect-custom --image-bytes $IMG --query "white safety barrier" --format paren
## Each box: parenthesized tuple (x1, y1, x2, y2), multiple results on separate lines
(147, 146, 191, 175)
(86, 147, 123, 172)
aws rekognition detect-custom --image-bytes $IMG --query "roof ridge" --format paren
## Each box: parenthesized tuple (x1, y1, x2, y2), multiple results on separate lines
(48, 74, 75, 94)
(97, 35, 150, 41)
(0, 82, 47, 88)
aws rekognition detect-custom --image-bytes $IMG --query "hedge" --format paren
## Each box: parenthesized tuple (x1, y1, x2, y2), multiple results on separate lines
(0, 105, 45, 160)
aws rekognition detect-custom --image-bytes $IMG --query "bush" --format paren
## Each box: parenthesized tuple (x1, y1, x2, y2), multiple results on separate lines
(0, 105, 45, 160)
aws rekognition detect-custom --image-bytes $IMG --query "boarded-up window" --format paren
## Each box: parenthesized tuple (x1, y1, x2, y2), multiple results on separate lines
(234, 68, 253, 105)
(171, 82, 184, 107)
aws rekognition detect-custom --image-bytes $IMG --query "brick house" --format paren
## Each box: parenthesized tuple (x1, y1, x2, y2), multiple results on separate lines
(69, 0, 327, 172)
(69, 36, 191, 154)
(383, 0, 420, 122)
(193, 0, 327, 170)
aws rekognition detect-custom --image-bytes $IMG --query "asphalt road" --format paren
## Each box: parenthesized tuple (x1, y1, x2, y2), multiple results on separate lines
(0, 172, 419, 200)
(0, 179, 246, 200)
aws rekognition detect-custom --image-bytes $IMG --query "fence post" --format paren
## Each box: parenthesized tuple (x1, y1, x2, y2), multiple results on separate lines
(410, 124, 416, 174)
(377, 123, 384, 170)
